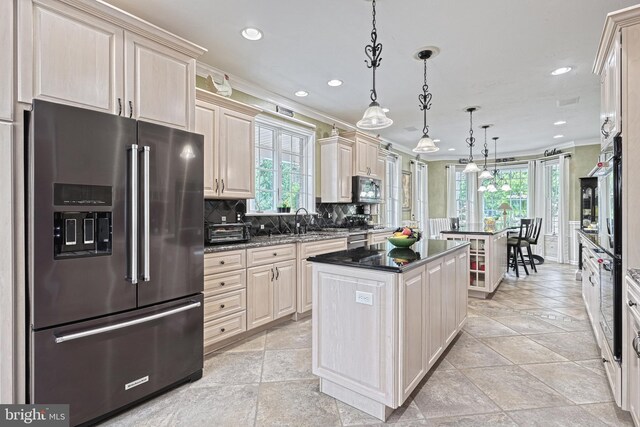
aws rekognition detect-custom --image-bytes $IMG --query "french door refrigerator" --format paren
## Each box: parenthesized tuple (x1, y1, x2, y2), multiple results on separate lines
(26, 100, 204, 426)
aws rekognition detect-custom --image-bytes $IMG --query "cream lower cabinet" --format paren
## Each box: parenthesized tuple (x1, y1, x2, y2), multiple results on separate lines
(581, 242, 601, 344)
(626, 280, 640, 425)
(312, 244, 469, 421)
(196, 89, 260, 199)
(247, 245, 297, 329)
(18, 0, 205, 128)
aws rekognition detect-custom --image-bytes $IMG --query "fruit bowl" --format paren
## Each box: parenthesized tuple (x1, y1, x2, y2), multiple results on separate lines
(387, 236, 418, 248)
(388, 248, 419, 266)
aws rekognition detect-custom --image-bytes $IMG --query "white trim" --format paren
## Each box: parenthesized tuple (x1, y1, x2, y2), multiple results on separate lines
(255, 114, 316, 137)
(593, 4, 640, 74)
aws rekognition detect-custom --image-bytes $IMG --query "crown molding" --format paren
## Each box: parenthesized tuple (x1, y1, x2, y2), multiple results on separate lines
(197, 61, 357, 132)
(196, 88, 261, 117)
(593, 4, 640, 74)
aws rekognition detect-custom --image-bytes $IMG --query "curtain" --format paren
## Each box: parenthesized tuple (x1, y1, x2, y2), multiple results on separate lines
(557, 154, 570, 263)
(412, 162, 429, 235)
(467, 172, 482, 224)
(446, 165, 457, 218)
(527, 160, 546, 256)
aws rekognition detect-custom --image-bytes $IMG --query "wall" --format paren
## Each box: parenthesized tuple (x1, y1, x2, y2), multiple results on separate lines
(425, 144, 601, 222)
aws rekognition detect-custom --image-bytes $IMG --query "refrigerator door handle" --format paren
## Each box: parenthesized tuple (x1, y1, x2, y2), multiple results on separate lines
(127, 144, 139, 284)
(141, 146, 151, 282)
(54, 301, 202, 344)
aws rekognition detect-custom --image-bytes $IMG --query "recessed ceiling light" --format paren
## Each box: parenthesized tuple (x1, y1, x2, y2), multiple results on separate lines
(294, 90, 308, 97)
(551, 67, 572, 76)
(448, 148, 455, 151)
(554, 120, 567, 126)
(327, 79, 343, 87)
(241, 27, 263, 41)
(553, 134, 564, 139)
(433, 139, 441, 142)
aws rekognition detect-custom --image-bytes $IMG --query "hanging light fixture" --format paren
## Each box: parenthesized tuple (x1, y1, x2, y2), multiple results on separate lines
(413, 50, 438, 153)
(487, 136, 499, 192)
(491, 136, 511, 191)
(357, 0, 392, 130)
(479, 125, 493, 180)
(463, 107, 481, 173)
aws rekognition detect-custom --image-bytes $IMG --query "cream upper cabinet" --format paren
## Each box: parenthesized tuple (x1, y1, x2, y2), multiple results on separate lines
(319, 136, 353, 203)
(599, 34, 621, 147)
(19, 0, 124, 114)
(342, 131, 381, 178)
(124, 32, 195, 130)
(0, 0, 14, 121)
(18, 0, 205, 127)
(196, 89, 260, 200)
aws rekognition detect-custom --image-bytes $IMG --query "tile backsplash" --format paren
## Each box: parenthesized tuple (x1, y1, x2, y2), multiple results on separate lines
(205, 199, 381, 237)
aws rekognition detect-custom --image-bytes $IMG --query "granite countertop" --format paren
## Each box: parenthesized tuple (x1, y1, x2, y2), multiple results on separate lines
(628, 268, 640, 285)
(577, 229, 615, 258)
(440, 223, 509, 235)
(307, 239, 470, 273)
(204, 231, 350, 253)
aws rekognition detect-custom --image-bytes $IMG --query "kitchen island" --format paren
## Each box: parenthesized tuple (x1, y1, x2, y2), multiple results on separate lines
(441, 224, 509, 298)
(308, 240, 470, 421)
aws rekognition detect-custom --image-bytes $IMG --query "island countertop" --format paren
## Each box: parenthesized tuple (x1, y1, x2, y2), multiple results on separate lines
(440, 223, 509, 235)
(307, 239, 469, 273)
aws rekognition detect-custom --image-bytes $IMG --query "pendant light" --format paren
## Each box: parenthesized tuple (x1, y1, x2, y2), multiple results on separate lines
(463, 107, 481, 173)
(486, 136, 499, 192)
(479, 125, 493, 180)
(357, 0, 392, 130)
(413, 50, 438, 153)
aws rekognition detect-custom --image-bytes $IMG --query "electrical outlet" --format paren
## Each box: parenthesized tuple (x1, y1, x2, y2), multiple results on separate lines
(260, 224, 265, 230)
(221, 216, 227, 222)
(355, 291, 373, 306)
(328, 213, 332, 219)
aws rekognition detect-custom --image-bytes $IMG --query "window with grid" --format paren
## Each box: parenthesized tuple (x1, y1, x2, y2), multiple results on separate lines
(250, 117, 314, 213)
(482, 165, 528, 223)
(545, 162, 560, 234)
(384, 155, 401, 227)
(455, 170, 468, 226)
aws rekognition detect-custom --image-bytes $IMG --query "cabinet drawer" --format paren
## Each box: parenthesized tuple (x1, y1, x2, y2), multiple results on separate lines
(204, 270, 246, 297)
(627, 278, 640, 317)
(247, 244, 296, 267)
(204, 311, 246, 348)
(300, 238, 347, 259)
(204, 289, 246, 322)
(205, 249, 246, 274)
(368, 232, 389, 245)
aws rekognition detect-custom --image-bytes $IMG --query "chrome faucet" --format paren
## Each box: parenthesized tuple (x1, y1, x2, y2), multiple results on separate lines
(294, 207, 309, 235)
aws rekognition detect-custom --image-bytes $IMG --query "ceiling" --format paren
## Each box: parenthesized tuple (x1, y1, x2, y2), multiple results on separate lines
(106, 0, 636, 157)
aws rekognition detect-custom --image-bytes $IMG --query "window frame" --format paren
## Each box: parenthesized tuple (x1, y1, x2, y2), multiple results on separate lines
(249, 115, 316, 214)
(544, 160, 560, 235)
(384, 154, 401, 227)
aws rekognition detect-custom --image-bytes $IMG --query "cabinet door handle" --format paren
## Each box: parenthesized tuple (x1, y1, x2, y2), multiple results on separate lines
(601, 117, 610, 138)
(117, 98, 122, 116)
(220, 304, 225, 309)
(220, 260, 225, 265)
(633, 334, 640, 358)
(215, 179, 219, 193)
(220, 282, 225, 287)
(602, 358, 609, 364)
(220, 327, 226, 333)
(275, 267, 280, 280)
(128, 101, 133, 118)
(221, 179, 225, 193)
(629, 300, 637, 307)
(271, 268, 275, 281)
(273, 252, 278, 257)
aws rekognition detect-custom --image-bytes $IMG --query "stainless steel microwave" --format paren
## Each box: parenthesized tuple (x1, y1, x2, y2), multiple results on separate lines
(352, 176, 382, 204)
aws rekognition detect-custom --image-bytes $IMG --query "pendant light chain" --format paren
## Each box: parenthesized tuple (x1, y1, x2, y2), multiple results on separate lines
(466, 109, 476, 163)
(364, 0, 383, 103)
(418, 58, 433, 136)
(493, 137, 499, 178)
(482, 127, 489, 170)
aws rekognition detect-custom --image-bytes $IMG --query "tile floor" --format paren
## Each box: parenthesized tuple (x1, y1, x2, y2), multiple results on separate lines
(102, 263, 634, 426)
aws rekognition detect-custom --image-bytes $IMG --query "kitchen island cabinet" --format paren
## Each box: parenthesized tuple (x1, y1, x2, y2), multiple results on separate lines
(441, 225, 508, 298)
(309, 240, 469, 421)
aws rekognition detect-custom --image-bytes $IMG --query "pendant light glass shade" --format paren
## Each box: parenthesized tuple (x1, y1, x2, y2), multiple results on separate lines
(357, 102, 393, 130)
(501, 183, 512, 191)
(487, 183, 497, 192)
(479, 169, 493, 180)
(413, 135, 439, 153)
(478, 185, 487, 192)
(463, 162, 481, 173)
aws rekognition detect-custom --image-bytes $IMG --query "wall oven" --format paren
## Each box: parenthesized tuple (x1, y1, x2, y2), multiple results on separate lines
(597, 136, 622, 361)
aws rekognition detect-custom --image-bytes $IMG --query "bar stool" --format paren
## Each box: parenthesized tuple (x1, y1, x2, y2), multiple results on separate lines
(507, 219, 532, 277)
(525, 217, 543, 272)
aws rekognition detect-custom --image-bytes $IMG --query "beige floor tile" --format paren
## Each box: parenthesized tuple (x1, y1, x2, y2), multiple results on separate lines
(528, 287, 569, 298)
(337, 397, 424, 426)
(493, 315, 565, 335)
(261, 348, 314, 382)
(481, 335, 568, 364)
(538, 315, 593, 332)
(576, 359, 608, 377)
(462, 316, 520, 338)
(527, 331, 600, 360)
(412, 370, 500, 419)
(506, 405, 607, 426)
(255, 379, 341, 427)
(419, 412, 517, 427)
(265, 322, 312, 349)
(581, 402, 635, 426)
(197, 351, 264, 385)
(431, 358, 456, 373)
(550, 306, 590, 320)
(443, 333, 512, 369)
(521, 362, 613, 404)
(172, 384, 259, 427)
(100, 386, 185, 426)
(490, 297, 544, 310)
(461, 365, 572, 411)
(220, 331, 267, 353)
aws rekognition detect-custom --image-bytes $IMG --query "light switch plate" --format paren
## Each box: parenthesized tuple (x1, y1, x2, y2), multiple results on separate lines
(355, 291, 373, 306)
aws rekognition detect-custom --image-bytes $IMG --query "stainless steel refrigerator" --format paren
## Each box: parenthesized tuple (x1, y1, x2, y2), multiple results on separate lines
(26, 100, 204, 426)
